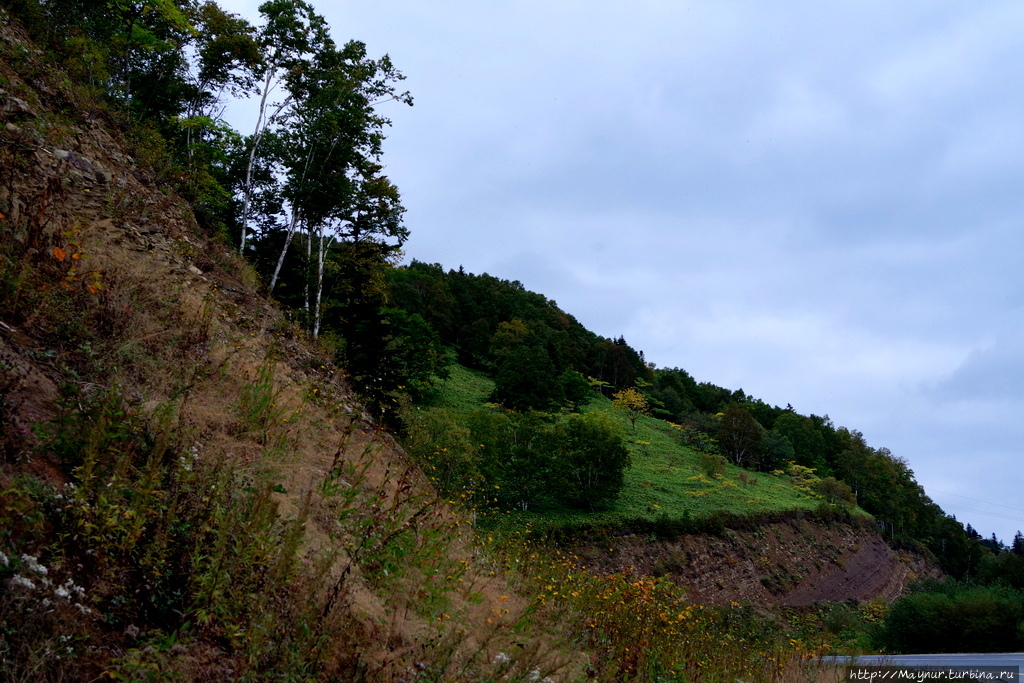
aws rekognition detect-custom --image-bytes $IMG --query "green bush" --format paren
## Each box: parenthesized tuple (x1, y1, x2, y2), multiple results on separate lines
(400, 405, 481, 498)
(698, 452, 727, 478)
(874, 579, 1024, 653)
(812, 476, 856, 508)
(470, 408, 554, 512)
(544, 411, 630, 510)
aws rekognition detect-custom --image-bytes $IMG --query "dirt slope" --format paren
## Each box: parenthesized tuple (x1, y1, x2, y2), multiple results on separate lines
(570, 518, 940, 605)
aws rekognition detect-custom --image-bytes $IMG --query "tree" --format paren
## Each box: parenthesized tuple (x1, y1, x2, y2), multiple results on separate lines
(715, 405, 763, 468)
(238, 0, 331, 253)
(267, 39, 411, 338)
(612, 387, 649, 431)
(559, 370, 592, 411)
(773, 411, 830, 473)
(470, 409, 553, 512)
(490, 346, 563, 412)
(761, 428, 795, 472)
(874, 580, 1024, 654)
(546, 412, 630, 510)
(813, 476, 856, 508)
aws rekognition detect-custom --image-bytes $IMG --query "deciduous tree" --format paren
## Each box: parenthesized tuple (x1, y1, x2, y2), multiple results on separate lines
(715, 404, 763, 468)
(613, 387, 649, 431)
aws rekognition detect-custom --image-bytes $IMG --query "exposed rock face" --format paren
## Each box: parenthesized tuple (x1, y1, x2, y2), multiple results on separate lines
(568, 518, 940, 605)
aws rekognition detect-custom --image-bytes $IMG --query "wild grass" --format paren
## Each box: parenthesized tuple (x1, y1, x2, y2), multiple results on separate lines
(481, 532, 844, 682)
(434, 363, 842, 533)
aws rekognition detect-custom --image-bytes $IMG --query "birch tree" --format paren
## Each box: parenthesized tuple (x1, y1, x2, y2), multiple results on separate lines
(268, 38, 411, 336)
(238, 0, 331, 253)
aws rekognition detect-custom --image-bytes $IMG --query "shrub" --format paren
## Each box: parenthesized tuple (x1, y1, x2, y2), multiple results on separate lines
(545, 411, 630, 510)
(698, 452, 727, 478)
(400, 405, 481, 498)
(813, 476, 856, 508)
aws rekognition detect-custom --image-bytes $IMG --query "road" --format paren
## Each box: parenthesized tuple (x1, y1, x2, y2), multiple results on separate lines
(822, 653, 1024, 679)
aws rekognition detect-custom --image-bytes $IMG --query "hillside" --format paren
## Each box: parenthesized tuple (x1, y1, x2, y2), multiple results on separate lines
(420, 365, 940, 608)
(2, 2, 1009, 678)
(0, 13, 581, 680)
(432, 364, 847, 523)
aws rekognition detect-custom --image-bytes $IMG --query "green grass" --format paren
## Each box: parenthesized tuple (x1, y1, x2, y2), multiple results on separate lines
(435, 362, 496, 411)
(431, 364, 858, 529)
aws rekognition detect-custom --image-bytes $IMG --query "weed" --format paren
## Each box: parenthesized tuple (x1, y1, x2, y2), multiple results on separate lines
(234, 358, 293, 447)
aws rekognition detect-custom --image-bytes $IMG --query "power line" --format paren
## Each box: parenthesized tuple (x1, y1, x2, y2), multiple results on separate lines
(940, 502, 1024, 524)
(933, 485, 1024, 511)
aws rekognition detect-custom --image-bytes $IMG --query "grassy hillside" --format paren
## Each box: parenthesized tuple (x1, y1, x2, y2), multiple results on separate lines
(431, 364, 859, 529)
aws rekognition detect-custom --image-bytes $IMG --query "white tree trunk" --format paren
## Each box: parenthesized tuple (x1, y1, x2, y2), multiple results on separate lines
(268, 205, 300, 293)
(312, 224, 334, 339)
(240, 68, 290, 253)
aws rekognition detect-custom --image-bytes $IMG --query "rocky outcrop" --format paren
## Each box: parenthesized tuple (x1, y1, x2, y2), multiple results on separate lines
(568, 518, 940, 605)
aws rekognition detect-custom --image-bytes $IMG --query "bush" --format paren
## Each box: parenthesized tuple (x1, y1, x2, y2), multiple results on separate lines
(469, 408, 554, 512)
(545, 411, 630, 510)
(813, 476, 856, 508)
(400, 406, 481, 498)
(698, 452, 727, 478)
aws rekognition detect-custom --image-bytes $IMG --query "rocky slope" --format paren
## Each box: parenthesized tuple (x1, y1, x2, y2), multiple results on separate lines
(571, 518, 939, 606)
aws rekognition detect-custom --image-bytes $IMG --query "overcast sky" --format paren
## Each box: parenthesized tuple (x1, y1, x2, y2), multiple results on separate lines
(220, 0, 1024, 543)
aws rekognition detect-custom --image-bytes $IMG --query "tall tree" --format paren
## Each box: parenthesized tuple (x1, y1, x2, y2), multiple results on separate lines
(239, 0, 331, 253)
(546, 412, 631, 510)
(716, 405, 764, 468)
(268, 38, 411, 337)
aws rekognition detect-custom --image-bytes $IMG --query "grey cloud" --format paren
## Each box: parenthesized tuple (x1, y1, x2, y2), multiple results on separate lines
(934, 338, 1024, 401)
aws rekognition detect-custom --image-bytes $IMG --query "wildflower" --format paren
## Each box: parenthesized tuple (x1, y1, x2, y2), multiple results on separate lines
(0, 553, 7, 566)
(10, 575, 35, 590)
(21, 555, 47, 575)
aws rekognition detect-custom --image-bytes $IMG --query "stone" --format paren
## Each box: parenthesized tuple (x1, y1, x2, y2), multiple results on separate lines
(0, 89, 36, 117)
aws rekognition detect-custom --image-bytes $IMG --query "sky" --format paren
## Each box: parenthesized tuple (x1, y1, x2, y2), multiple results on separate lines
(218, 0, 1024, 543)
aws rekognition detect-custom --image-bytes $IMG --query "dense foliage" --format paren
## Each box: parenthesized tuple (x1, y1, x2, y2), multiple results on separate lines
(875, 573, 1024, 653)
(403, 406, 631, 512)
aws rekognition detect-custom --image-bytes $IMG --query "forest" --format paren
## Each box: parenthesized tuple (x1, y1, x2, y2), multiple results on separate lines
(4, 0, 1024, 678)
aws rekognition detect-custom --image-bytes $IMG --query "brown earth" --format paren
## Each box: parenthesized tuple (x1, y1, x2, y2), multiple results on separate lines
(0, 14, 578, 680)
(569, 519, 941, 606)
